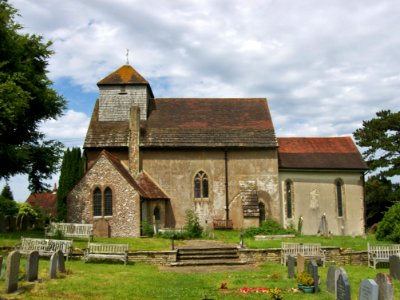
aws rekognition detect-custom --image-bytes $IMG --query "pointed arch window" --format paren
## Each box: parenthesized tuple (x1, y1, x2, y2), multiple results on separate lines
(93, 188, 102, 216)
(285, 180, 293, 219)
(194, 171, 209, 198)
(336, 179, 344, 217)
(104, 187, 113, 216)
(93, 187, 113, 217)
(154, 206, 160, 221)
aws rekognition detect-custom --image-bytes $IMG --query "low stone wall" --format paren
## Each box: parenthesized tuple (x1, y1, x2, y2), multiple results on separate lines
(128, 251, 177, 265)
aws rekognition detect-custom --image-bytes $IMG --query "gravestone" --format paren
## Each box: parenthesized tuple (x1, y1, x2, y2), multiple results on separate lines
(26, 251, 39, 281)
(326, 266, 337, 293)
(56, 250, 66, 273)
(375, 273, 393, 300)
(49, 252, 58, 279)
(318, 214, 329, 236)
(389, 255, 400, 281)
(94, 218, 109, 237)
(297, 254, 305, 274)
(5, 250, 21, 293)
(287, 255, 295, 278)
(359, 279, 378, 300)
(337, 271, 351, 300)
(16, 214, 22, 231)
(20, 215, 28, 231)
(307, 260, 319, 293)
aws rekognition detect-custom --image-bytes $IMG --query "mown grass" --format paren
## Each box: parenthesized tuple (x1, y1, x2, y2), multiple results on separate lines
(1, 258, 399, 299)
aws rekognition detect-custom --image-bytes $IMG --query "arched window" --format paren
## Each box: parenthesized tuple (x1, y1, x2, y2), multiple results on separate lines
(104, 187, 113, 216)
(286, 180, 293, 219)
(194, 171, 209, 198)
(93, 188, 102, 216)
(336, 179, 344, 217)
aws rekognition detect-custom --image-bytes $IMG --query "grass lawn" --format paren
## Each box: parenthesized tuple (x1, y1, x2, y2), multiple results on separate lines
(1, 258, 399, 299)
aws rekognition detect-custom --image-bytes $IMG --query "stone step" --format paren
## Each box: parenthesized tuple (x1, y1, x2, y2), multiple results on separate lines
(170, 260, 247, 267)
(178, 254, 239, 260)
(178, 249, 238, 255)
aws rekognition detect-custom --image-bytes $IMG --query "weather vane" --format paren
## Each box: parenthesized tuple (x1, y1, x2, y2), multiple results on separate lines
(126, 49, 130, 65)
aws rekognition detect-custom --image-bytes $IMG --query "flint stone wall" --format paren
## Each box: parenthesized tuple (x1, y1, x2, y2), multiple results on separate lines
(67, 154, 140, 237)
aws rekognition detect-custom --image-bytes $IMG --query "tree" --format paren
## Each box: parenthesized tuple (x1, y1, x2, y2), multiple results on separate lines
(376, 201, 400, 242)
(0, 1, 66, 191)
(57, 148, 84, 221)
(353, 110, 400, 179)
(0, 183, 18, 216)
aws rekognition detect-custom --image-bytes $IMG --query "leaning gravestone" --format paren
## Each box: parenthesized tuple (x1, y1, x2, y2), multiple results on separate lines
(375, 273, 393, 300)
(389, 255, 400, 281)
(56, 250, 66, 273)
(326, 265, 337, 293)
(26, 251, 39, 282)
(337, 271, 351, 300)
(49, 252, 58, 279)
(307, 260, 319, 293)
(359, 279, 378, 300)
(5, 250, 21, 293)
(297, 254, 305, 274)
(287, 255, 295, 278)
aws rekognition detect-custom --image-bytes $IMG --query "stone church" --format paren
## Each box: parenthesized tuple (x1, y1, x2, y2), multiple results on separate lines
(67, 64, 367, 237)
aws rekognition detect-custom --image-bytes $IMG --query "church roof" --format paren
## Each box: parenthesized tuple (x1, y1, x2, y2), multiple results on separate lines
(84, 98, 278, 148)
(26, 192, 57, 217)
(100, 151, 168, 199)
(97, 65, 149, 85)
(277, 137, 368, 170)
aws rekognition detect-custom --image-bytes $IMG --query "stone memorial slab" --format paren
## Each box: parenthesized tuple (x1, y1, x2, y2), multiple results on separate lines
(49, 252, 58, 279)
(26, 251, 39, 281)
(287, 255, 295, 278)
(56, 250, 66, 273)
(389, 255, 400, 281)
(307, 260, 319, 293)
(375, 273, 393, 300)
(326, 266, 337, 293)
(5, 250, 21, 293)
(297, 254, 305, 274)
(359, 279, 378, 300)
(337, 271, 351, 300)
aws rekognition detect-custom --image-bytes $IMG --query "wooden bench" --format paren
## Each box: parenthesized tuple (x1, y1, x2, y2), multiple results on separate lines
(19, 237, 73, 260)
(213, 219, 233, 229)
(368, 243, 400, 269)
(45, 223, 93, 240)
(281, 242, 326, 267)
(84, 243, 129, 265)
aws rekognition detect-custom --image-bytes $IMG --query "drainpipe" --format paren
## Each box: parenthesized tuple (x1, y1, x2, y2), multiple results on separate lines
(225, 150, 229, 226)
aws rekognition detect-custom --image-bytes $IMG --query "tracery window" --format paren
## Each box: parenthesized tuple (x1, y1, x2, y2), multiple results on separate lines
(194, 171, 209, 198)
(93, 187, 113, 217)
(285, 180, 293, 219)
(336, 179, 344, 217)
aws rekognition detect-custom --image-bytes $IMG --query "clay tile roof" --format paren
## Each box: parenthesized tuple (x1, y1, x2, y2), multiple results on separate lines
(26, 192, 57, 216)
(101, 151, 168, 199)
(97, 65, 148, 85)
(142, 98, 277, 148)
(136, 172, 169, 199)
(277, 137, 368, 170)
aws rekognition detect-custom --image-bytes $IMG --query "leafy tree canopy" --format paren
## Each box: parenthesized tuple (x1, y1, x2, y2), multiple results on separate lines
(1, 182, 14, 200)
(353, 110, 400, 178)
(0, 1, 66, 192)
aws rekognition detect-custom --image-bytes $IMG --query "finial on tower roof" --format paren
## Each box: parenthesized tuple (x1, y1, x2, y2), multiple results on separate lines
(126, 49, 130, 65)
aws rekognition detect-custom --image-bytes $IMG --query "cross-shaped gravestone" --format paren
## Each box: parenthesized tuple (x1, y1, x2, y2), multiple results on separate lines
(359, 279, 378, 300)
(26, 250, 39, 282)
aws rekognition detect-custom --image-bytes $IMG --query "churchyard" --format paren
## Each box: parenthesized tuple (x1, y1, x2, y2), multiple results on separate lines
(1, 230, 400, 299)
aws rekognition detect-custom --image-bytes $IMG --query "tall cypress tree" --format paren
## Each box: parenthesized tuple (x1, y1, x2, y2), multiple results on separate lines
(57, 148, 84, 221)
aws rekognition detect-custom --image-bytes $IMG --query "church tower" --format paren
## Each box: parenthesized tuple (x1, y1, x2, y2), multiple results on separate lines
(97, 64, 153, 121)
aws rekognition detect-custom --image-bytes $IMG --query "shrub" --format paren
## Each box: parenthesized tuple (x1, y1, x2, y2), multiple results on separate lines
(141, 220, 154, 237)
(376, 201, 400, 242)
(244, 219, 296, 238)
(158, 230, 187, 240)
(184, 209, 203, 238)
(296, 271, 314, 286)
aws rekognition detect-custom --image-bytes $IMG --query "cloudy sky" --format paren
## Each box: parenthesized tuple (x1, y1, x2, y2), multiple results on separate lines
(3, 0, 400, 201)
